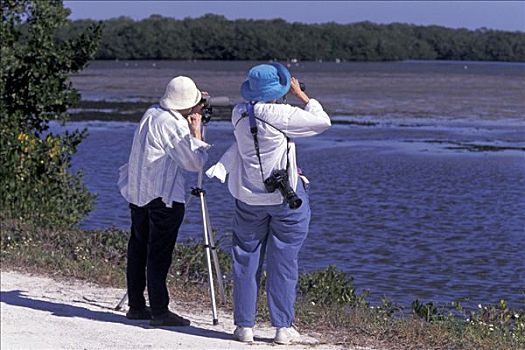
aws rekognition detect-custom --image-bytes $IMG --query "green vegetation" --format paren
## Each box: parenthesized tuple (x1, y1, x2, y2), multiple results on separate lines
(58, 14, 525, 62)
(1, 217, 524, 350)
(1, 0, 100, 227)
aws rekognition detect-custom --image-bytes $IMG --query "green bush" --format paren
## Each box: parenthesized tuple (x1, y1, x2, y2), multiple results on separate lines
(0, 0, 101, 227)
(412, 299, 441, 322)
(452, 299, 525, 344)
(298, 264, 368, 306)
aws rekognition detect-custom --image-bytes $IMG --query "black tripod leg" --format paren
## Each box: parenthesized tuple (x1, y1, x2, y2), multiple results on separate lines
(115, 292, 128, 310)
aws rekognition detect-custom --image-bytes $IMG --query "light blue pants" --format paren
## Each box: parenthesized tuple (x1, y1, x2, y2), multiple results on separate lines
(232, 182, 310, 327)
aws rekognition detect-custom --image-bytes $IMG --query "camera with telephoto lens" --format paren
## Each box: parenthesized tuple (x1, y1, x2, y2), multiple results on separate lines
(199, 95, 231, 124)
(264, 169, 302, 209)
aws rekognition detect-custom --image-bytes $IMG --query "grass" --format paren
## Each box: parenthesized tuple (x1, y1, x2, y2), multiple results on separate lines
(1, 216, 523, 350)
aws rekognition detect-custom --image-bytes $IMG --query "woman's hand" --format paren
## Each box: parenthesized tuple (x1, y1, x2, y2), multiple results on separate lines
(289, 77, 310, 105)
(187, 112, 203, 140)
(187, 89, 211, 140)
(187, 99, 204, 141)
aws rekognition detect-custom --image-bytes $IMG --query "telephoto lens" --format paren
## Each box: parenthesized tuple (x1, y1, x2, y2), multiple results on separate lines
(284, 190, 302, 209)
(264, 170, 302, 209)
(199, 96, 231, 123)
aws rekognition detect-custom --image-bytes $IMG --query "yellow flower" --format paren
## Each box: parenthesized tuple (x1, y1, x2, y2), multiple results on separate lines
(17, 133, 28, 142)
(49, 144, 61, 159)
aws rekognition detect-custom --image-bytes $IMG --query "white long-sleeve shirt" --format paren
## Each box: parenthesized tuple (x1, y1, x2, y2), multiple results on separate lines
(206, 99, 330, 206)
(118, 105, 210, 207)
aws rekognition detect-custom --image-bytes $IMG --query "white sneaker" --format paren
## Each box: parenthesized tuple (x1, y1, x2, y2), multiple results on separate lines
(274, 326, 301, 345)
(233, 326, 254, 343)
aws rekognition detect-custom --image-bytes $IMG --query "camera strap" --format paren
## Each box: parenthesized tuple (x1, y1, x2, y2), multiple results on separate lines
(245, 102, 290, 184)
(246, 102, 266, 184)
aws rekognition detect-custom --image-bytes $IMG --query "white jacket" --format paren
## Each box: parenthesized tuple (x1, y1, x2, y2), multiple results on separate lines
(119, 105, 210, 207)
(206, 99, 330, 206)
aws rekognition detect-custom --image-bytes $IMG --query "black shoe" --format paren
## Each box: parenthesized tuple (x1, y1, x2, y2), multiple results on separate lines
(150, 310, 191, 327)
(126, 306, 152, 320)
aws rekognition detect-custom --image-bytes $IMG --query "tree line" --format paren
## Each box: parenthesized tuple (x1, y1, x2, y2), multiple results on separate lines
(57, 14, 525, 62)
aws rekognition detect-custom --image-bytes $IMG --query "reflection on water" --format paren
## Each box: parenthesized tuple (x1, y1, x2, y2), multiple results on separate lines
(54, 118, 525, 309)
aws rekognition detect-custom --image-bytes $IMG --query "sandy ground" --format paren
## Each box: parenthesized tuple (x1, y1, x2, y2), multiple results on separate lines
(0, 270, 377, 350)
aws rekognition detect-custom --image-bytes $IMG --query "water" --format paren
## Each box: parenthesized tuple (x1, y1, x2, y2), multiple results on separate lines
(71, 60, 525, 121)
(63, 60, 525, 308)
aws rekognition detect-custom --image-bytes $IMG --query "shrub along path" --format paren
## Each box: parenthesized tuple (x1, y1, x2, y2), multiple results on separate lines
(1, 270, 356, 350)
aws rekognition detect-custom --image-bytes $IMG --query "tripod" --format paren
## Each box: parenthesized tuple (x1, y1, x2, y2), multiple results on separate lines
(115, 122, 226, 325)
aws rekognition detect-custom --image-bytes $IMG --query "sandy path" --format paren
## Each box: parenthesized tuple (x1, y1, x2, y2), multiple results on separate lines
(0, 270, 375, 349)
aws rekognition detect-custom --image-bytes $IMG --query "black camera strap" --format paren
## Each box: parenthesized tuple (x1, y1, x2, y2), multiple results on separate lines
(245, 102, 290, 184)
(246, 102, 266, 184)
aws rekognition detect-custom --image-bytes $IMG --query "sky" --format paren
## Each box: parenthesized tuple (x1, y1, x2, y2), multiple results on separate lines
(64, 1, 525, 32)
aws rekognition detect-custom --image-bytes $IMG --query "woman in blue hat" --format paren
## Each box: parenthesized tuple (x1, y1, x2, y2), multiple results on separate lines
(207, 63, 331, 344)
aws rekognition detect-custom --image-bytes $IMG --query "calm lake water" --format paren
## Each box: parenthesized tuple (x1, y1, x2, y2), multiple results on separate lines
(64, 60, 525, 308)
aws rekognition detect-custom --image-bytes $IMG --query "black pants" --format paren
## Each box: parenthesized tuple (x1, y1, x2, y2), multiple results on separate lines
(127, 197, 184, 316)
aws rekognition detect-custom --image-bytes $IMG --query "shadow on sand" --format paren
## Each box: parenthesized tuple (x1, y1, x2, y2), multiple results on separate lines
(0, 289, 253, 342)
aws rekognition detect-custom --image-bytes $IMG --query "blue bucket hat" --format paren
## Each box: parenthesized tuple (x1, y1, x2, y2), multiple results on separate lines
(240, 63, 291, 102)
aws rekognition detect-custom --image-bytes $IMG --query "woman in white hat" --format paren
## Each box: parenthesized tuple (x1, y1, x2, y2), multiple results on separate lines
(118, 76, 210, 327)
(207, 63, 331, 344)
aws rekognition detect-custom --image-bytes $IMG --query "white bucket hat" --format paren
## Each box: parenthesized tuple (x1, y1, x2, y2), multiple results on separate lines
(159, 76, 202, 111)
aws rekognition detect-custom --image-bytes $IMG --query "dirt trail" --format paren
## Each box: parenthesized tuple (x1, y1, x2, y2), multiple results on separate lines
(1, 270, 377, 349)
